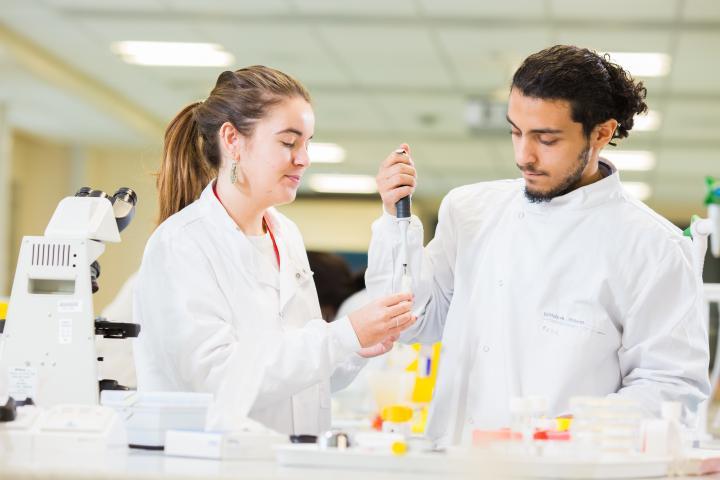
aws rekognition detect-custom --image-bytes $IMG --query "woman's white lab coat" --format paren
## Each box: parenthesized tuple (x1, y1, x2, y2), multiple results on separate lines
(366, 161, 710, 445)
(133, 182, 365, 435)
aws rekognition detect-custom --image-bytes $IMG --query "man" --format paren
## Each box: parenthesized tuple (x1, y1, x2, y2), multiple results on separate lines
(366, 45, 710, 445)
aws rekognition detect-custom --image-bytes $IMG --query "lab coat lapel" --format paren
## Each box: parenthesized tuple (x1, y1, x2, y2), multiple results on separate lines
(276, 229, 300, 312)
(254, 254, 279, 290)
(265, 211, 311, 313)
(201, 181, 262, 287)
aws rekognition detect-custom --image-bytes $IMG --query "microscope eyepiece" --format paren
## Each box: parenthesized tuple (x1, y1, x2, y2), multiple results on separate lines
(73, 186, 138, 233)
(88, 189, 111, 201)
(111, 187, 137, 233)
(74, 187, 93, 197)
(112, 187, 137, 207)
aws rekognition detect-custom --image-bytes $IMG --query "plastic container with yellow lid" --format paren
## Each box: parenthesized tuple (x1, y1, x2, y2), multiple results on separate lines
(381, 405, 413, 436)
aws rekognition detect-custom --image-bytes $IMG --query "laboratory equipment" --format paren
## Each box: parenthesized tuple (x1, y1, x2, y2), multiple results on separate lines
(0, 187, 139, 407)
(353, 431, 408, 453)
(510, 396, 549, 443)
(684, 177, 720, 276)
(0, 396, 17, 422)
(683, 177, 720, 441)
(394, 148, 413, 293)
(0, 403, 127, 454)
(101, 390, 212, 449)
(275, 395, 692, 479)
(706, 177, 720, 258)
(465, 396, 673, 478)
(164, 428, 287, 460)
(289, 434, 317, 443)
(0, 298, 7, 331)
(319, 429, 351, 450)
(569, 396, 645, 455)
(642, 402, 684, 474)
(380, 405, 413, 436)
(274, 442, 464, 474)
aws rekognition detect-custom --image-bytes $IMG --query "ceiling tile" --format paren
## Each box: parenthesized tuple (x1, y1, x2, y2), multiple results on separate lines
(555, 29, 673, 53)
(436, 27, 552, 91)
(655, 148, 720, 178)
(669, 31, 720, 93)
(418, 0, 547, 19)
(371, 93, 466, 135)
(682, 0, 720, 20)
(200, 23, 351, 86)
(42, 0, 168, 11)
(74, 17, 207, 43)
(311, 92, 389, 134)
(291, 0, 417, 16)
(550, 0, 679, 21)
(662, 99, 720, 141)
(318, 25, 454, 88)
(1, 68, 145, 146)
(162, 0, 290, 14)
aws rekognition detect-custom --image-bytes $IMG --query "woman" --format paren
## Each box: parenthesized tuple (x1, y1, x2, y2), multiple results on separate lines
(133, 67, 415, 435)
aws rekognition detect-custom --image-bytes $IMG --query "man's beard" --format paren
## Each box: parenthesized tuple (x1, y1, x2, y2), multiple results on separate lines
(524, 144, 590, 203)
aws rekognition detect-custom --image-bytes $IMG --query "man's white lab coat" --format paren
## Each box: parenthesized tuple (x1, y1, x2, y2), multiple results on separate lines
(366, 161, 710, 445)
(134, 182, 365, 434)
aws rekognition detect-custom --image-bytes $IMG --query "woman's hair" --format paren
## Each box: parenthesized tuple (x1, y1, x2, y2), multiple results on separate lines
(511, 45, 648, 145)
(156, 66, 311, 224)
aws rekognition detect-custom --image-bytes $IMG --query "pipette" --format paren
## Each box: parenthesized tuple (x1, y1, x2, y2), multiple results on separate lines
(394, 148, 412, 293)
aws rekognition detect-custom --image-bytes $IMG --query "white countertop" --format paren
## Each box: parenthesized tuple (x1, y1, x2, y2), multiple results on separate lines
(3, 446, 720, 480)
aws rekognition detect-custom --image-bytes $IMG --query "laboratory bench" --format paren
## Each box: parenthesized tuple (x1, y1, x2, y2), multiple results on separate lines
(1, 447, 720, 480)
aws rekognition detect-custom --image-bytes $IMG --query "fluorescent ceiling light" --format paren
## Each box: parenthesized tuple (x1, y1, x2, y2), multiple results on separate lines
(111, 41, 233, 67)
(307, 174, 377, 194)
(633, 110, 662, 132)
(603, 150, 656, 171)
(622, 181, 652, 201)
(308, 143, 346, 164)
(604, 52, 671, 77)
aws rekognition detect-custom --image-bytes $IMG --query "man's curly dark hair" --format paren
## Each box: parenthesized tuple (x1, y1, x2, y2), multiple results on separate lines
(512, 45, 648, 146)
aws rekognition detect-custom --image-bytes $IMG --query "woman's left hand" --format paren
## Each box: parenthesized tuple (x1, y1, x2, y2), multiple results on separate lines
(358, 335, 398, 358)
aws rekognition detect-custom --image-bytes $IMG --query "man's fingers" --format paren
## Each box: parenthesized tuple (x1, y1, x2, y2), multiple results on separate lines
(392, 173, 417, 188)
(384, 163, 416, 181)
(382, 149, 414, 168)
(385, 186, 414, 206)
(378, 177, 416, 196)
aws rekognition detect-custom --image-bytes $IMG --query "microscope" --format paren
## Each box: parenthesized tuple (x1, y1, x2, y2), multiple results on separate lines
(0, 187, 139, 407)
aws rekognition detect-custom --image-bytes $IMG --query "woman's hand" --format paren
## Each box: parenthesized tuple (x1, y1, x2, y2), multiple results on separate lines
(348, 292, 415, 348)
(358, 335, 399, 358)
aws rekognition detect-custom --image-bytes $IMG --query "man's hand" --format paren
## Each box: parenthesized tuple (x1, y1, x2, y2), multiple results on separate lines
(376, 143, 416, 216)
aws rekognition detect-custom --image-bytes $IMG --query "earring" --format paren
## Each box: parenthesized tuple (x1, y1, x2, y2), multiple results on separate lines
(230, 161, 238, 184)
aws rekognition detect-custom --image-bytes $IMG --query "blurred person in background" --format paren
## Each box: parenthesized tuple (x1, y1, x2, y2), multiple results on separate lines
(306, 250, 365, 323)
